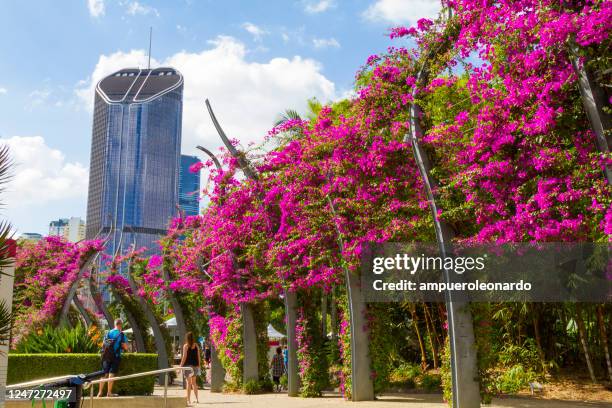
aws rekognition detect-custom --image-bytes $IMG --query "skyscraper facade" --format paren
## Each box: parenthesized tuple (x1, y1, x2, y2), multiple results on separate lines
(179, 155, 201, 217)
(86, 67, 183, 261)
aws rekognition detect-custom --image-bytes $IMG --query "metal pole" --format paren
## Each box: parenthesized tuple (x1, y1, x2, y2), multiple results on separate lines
(163, 372, 168, 408)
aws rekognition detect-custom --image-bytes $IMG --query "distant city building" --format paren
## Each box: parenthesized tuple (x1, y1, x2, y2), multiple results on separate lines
(86, 67, 183, 271)
(49, 217, 86, 242)
(19, 232, 43, 242)
(179, 155, 201, 217)
(49, 218, 69, 237)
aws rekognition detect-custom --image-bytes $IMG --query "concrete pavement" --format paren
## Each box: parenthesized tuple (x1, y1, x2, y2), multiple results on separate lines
(155, 387, 612, 408)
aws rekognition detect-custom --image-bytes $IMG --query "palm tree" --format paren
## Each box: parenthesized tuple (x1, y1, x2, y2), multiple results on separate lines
(0, 300, 12, 355)
(0, 145, 13, 276)
(0, 144, 13, 353)
(272, 98, 323, 146)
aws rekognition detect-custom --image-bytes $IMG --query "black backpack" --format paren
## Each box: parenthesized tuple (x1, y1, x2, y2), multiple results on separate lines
(101, 331, 121, 363)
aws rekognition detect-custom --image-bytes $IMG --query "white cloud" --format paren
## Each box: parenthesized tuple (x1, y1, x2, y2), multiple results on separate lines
(125, 1, 159, 17)
(1, 136, 88, 206)
(87, 0, 105, 17)
(0, 87, 7, 95)
(363, 0, 440, 25)
(312, 37, 340, 49)
(242, 22, 267, 41)
(76, 36, 336, 155)
(303, 0, 335, 14)
(27, 89, 52, 109)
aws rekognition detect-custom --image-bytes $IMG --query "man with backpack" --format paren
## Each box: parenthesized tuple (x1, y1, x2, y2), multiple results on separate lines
(97, 318, 128, 397)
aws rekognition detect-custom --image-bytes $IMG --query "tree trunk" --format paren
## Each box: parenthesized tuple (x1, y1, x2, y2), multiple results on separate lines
(532, 305, 546, 373)
(423, 303, 439, 369)
(411, 304, 428, 370)
(576, 303, 597, 383)
(596, 305, 612, 383)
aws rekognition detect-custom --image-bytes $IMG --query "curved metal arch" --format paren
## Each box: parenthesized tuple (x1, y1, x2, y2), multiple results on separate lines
(59, 225, 113, 326)
(205, 99, 258, 180)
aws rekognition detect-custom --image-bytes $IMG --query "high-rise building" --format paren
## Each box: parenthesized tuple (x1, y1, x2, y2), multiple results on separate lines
(86, 67, 183, 262)
(49, 218, 69, 237)
(49, 217, 86, 242)
(179, 155, 201, 217)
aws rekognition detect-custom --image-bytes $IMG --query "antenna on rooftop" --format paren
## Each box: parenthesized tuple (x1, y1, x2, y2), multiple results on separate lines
(147, 27, 153, 69)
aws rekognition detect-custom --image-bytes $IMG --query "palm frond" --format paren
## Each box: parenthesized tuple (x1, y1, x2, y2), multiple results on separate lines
(274, 109, 302, 127)
(0, 143, 14, 277)
(0, 300, 12, 353)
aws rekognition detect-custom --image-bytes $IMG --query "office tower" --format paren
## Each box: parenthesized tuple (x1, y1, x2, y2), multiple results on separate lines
(179, 155, 201, 217)
(85, 67, 183, 262)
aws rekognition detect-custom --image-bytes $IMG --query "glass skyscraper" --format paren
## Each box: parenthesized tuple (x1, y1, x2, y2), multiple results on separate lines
(179, 155, 201, 217)
(86, 67, 183, 263)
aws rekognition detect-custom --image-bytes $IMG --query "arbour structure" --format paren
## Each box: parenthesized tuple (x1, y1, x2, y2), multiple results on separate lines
(11, 1, 611, 406)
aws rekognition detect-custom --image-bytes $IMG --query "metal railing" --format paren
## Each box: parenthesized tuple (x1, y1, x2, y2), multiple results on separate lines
(6, 375, 77, 390)
(7, 367, 193, 408)
(83, 366, 193, 408)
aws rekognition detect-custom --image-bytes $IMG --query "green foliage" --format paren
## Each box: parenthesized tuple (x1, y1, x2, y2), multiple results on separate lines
(367, 303, 394, 394)
(243, 379, 261, 394)
(296, 292, 329, 398)
(15, 323, 102, 354)
(388, 363, 420, 388)
(252, 302, 273, 392)
(7, 353, 158, 395)
(420, 373, 442, 392)
(497, 340, 541, 370)
(0, 300, 12, 354)
(440, 336, 453, 407)
(493, 364, 537, 395)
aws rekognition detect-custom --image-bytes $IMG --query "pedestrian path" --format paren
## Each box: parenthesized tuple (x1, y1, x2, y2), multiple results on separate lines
(154, 386, 611, 408)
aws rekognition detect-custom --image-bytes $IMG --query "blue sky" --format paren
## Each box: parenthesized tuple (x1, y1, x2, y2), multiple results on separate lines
(0, 0, 440, 235)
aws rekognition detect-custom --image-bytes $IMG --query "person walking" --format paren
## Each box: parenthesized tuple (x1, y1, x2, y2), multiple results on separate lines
(180, 332, 201, 405)
(97, 319, 128, 397)
(270, 346, 285, 392)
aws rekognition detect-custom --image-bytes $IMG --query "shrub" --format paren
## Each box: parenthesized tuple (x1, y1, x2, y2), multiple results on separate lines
(15, 323, 102, 354)
(420, 373, 442, 392)
(389, 363, 420, 388)
(243, 379, 261, 395)
(494, 364, 536, 395)
(8, 353, 158, 395)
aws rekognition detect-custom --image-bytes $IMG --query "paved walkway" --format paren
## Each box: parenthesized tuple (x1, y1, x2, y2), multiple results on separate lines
(155, 386, 611, 408)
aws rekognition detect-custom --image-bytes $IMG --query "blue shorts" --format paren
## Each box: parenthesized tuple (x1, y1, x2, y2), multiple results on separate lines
(102, 358, 121, 374)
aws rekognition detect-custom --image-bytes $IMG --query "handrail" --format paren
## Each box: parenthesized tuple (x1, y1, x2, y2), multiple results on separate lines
(83, 366, 192, 388)
(85, 366, 193, 408)
(6, 375, 78, 390)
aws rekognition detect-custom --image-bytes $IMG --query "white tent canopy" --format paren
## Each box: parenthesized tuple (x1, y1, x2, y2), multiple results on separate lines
(267, 324, 285, 339)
